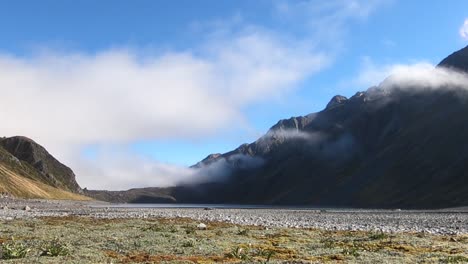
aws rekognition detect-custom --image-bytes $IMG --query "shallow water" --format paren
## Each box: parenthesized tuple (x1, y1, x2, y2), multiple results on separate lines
(93, 203, 326, 210)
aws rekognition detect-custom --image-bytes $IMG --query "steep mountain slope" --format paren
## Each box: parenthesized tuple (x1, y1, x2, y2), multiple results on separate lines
(90, 45, 468, 209)
(0, 136, 88, 200)
(438, 45, 468, 72)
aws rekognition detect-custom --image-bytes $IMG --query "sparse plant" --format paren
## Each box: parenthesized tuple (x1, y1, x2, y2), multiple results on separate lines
(142, 224, 164, 232)
(369, 232, 388, 240)
(441, 255, 468, 263)
(182, 240, 195, 248)
(1, 239, 30, 259)
(226, 246, 250, 260)
(237, 229, 249, 236)
(168, 225, 178, 233)
(133, 240, 142, 248)
(320, 238, 335, 248)
(184, 225, 196, 235)
(40, 239, 70, 257)
(342, 246, 359, 257)
(253, 248, 275, 263)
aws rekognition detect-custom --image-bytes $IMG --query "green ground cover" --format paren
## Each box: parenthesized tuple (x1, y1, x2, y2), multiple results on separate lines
(0, 216, 467, 263)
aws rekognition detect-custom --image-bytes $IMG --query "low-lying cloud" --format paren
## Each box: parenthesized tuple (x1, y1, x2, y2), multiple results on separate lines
(380, 63, 468, 90)
(352, 58, 468, 91)
(265, 129, 319, 141)
(79, 150, 263, 190)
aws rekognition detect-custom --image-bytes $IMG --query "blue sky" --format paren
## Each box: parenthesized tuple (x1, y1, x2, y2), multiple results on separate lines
(1, 0, 467, 189)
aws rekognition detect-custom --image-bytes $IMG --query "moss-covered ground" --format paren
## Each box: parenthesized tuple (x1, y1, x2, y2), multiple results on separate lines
(0, 216, 467, 263)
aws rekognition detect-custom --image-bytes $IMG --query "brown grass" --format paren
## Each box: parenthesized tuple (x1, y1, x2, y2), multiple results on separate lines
(0, 164, 90, 200)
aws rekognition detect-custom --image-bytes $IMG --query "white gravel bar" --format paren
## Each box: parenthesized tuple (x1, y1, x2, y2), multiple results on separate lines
(1, 198, 466, 235)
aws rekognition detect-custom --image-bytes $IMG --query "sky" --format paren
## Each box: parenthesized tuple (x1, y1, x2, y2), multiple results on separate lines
(0, 0, 467, 190)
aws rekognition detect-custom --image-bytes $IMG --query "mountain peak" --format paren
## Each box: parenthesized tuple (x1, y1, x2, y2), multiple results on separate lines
(326, 95, 348, 110)
(437, 45, 468, 72)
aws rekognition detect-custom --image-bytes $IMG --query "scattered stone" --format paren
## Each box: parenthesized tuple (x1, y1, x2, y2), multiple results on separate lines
(2, 206, 8, 210)
(0, 198, 466, 235)
(197, 223, 207, 230)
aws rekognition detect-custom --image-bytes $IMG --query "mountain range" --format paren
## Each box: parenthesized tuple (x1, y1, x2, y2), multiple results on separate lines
(2, 45, 468, 208)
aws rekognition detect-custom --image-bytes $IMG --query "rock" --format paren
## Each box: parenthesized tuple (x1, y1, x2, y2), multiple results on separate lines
(2, 206, 8, 210)
(326, 95, 348, 110)
(23, 205, 31, 211)
(197, 223, 207, 230)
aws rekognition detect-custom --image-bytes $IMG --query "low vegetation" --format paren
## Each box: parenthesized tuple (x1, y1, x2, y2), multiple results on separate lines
(0, 216, 466, 263)
(40, 238, 70, 257)
(1, 239, 30, 260)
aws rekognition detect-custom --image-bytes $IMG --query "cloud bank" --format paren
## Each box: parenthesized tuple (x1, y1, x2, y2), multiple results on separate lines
(352, 57, 468, 91)
(381, 63, 468, 90)
(78, 149, 263, 190)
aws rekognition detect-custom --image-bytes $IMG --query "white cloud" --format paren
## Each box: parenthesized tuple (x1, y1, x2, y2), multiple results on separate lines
(276, 0, 388, 21)
(76, 151, 195, 190)
(0, 31, 326, 149)
(381, 63, 468, 90)
(350, 58, 468, 91)
(460, 19, 468, 40)
(77, 149, 263, 190)
(351, 57, 393, 88)
(275, 0, 390, 47)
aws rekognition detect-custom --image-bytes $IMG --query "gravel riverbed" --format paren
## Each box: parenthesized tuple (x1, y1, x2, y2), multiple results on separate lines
(1, 198, 466, 235)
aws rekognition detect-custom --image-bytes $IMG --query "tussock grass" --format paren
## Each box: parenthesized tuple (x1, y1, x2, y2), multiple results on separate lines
(40, 238, 71, 257)
(1, 239, 30, 259)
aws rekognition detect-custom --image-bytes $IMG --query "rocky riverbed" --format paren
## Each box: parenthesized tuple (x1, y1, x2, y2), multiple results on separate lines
(1, 198, 467, 235)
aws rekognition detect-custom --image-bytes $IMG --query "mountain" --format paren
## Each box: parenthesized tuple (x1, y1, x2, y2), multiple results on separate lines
(0, 136, 88, 200)
(89, 45, 468, 209)
(438, 45, 468, 72)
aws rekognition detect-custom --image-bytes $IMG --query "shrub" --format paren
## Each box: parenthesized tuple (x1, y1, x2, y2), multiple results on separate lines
(40, 239, 70, 257)
(226, 246, 250, 260)
(1, 240, 30, 259)
(253, 248, 275, 263)
(237, 229, 249, 236)
(369, 232, 388, 240)
(342, 247, 360, 257)
(182, 240, 195, 248)
(184, 225, 196, 235)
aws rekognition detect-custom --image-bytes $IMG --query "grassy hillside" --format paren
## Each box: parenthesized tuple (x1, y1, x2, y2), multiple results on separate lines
(0, 139, 90, 200)
(0, 164, 90, 200)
